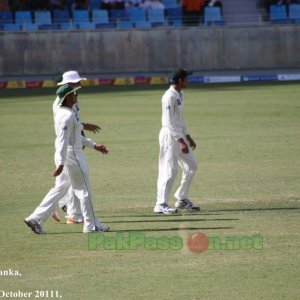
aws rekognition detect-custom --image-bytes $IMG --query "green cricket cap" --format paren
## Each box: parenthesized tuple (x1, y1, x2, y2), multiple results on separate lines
(56, 84, 81, 106)
(170, 68, 193, 84)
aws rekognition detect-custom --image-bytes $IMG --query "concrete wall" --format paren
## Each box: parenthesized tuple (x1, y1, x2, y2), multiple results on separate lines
(1, 25, 300, 76)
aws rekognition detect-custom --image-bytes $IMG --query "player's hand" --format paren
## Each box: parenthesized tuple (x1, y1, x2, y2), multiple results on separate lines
(94, 144, 109, 154)
(53, 165, 64, 177)
(178, 138, 189, 154)
(83, 123, 101, 133)
(186, 135, 196, 150)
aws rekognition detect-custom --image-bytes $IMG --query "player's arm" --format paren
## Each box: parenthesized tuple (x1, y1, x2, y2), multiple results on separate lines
(186, 134, 196, 150)
(164, 96, 189, 153)
(81, 136, 109, 154)
(53, 115, 72, 177)
(164, 97, 183, 139)
(82, 123, 101, 133)
(94, 144, 109, 154)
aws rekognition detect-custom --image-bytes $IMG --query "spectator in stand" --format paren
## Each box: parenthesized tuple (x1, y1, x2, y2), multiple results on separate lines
(262, 0, 288, 14)
(49, 0, 65, 10)
(0, 0, 9, 11)
(72, 0, 88, 10)
(125, 0, 144, 8)
(101, 0, 125, 10)
(182, 0, 205, 26)
(115, 0, 125, 9)
(19, 0, 49, 10)
(143, 0, 165, 9)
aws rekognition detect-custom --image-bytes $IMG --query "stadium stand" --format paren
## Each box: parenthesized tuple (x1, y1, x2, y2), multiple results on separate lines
(203, 6, 224, 25)
(95, 22, 116, 28)
(89, 0, 102, 9)
(162, 0, 178, 9)
(53, 10, 71, 24)
(128, 7, 147, 22)
(3, 23, 21, 31)
(60, 22, 74, 30)
(110, 9, 129, 23)
(0, 11, 13, 24)
(147, 8, 165, 26)
(34, 11, 52, 25)
(39, 24, 60, 30)
(22, 23, 39, 31)
(15, 11, 33, 25)
(118, 20, 134, 28)
(134, 19, 151, 28)
(92, 9, 110, 23)
(2, 0, 300, 31)
(269, 4, 289, 23)
(288, 3, 300, 22)
(77, 22, 96, 29)
(166, 7, 182, 26)
(73, 9, 90, 23)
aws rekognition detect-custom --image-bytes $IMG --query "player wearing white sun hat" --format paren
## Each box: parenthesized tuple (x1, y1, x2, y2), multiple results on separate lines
(51, 71, 102, 224)
(25, 84, 109, 234)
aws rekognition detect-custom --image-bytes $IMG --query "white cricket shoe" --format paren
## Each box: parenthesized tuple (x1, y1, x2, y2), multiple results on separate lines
(175, 199, 200, 211)
(153, 204, 178, 215)
(24, 219, 45, 235)
(83, 223, 109, 233)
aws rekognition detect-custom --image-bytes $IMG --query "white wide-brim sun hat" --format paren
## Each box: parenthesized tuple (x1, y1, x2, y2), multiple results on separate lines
(57, 70, 87, 86)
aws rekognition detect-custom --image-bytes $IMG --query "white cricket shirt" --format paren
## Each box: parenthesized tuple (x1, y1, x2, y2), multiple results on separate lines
(161, 85, 189, 141)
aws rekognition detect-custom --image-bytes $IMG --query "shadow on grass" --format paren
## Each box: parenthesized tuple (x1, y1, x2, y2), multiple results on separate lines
(109, 226, 235, 232)
(211, 207, 300, 212)
(95, 213, 223, 218)
(105, 218, 239, 223)
(47, 226, 235, 234)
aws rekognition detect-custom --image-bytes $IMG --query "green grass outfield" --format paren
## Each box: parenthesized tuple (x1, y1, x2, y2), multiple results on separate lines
(0, 82, 299, 300)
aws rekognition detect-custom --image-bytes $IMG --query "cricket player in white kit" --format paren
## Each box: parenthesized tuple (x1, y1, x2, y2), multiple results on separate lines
(154, 68, 200, 215)
(51, 71, 101, 224)
(25, 84, 109, 234)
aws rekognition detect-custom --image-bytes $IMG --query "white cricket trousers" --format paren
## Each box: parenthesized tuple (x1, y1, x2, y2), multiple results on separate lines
(156, 127, 197, 206)
(27, 148, 101, 232)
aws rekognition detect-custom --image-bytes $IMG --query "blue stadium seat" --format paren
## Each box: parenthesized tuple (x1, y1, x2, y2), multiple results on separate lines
(89, 0, 101, 9)
(34, 11, 52, 25)
(0, 11, 13, 24)
(289, 4, 300, 22)
(92, 9, 109, 23)
(147, 9, 165, 27)
(129, 8, 147, 22)
(77, 22, 96, 29)
(73, 10, 90, 23)
(39, 24, 60, 30)
(204, 7, 224, 25)
(269, 5, 289, 23)
(118, 20, 133, 29)
(95, 22, 116, 28)
(166, 7, 182, 26)
(110, 9, 128, 22)
(3, 23, 21, 31)
(22, 23, 39, 31)
(53, 10, 70, 24)
(15, 11, 33, 25)
(134, 20, 151, 28)
(60, 22, 73, 30)
(162, 0, 178, 9)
